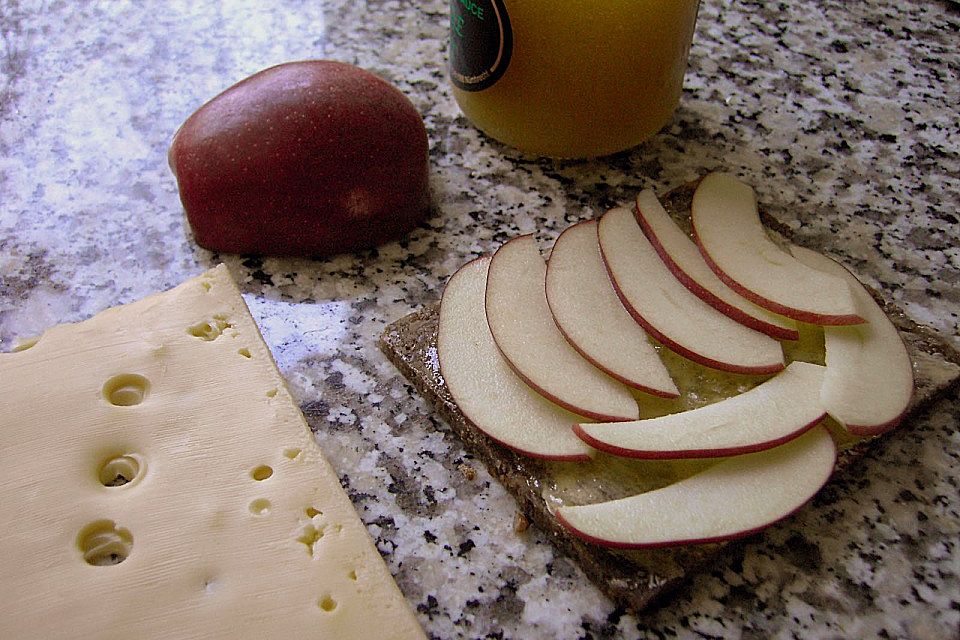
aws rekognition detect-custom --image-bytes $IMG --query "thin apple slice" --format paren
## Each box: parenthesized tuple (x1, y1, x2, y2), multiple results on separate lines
(790, 245, 915, 436)
(598, 207, 785, 375)
(485, 235, 639, 422)
(691, 173, 863, 326)
(438, 257, 593, 461)
(545, 221, 678, 398)
(555, 425, 837, 548)
(635, 189, 798, 341)
(574, 361, 826, 458)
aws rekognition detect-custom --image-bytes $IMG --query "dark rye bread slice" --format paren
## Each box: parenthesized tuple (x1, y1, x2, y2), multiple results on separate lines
(379, 181, 960, 613)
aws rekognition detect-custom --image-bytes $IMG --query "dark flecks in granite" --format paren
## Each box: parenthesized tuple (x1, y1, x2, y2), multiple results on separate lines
(240, 257, 275, 288)
(301, 400, 331, 430)
(492, 570, 527, 626)
(416, 594, 441, 618)
(0, 244, 70, 349)
(770, 534, 823, 573)
(578, 618, 624, 640)
(3, 0, 959, 637)
(0, 245, 57, 301)
(382, 451, 443, 518)
(457, 539, 476, 557)
(0, 4, 29, 142)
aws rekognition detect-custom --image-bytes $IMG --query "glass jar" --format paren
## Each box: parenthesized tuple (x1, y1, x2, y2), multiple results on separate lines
(449, 0, 700, 158)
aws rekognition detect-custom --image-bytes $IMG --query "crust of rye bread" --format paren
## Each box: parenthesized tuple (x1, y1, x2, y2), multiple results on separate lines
(379, 180, 960, 613)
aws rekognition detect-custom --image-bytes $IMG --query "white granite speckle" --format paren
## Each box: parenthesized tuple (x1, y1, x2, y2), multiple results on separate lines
(1, 0, 958, 638)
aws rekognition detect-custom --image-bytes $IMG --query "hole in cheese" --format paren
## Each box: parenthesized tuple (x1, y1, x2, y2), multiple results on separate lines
(102, 374, 150, 407)
(187, 317, 233, 341)
(98, 453, 144, 487)
(251, 465, 273, 481)
(77, 520, 133, 566)
(238, 348, 252, 358)
(348, 569, 358, 581)
(249, 499, 271, 516)
(297, 523, 324, 556)
(318, 595, 337, 612)
(266, 388, 278, 398)
(11, 336, 40, 352)
(282, 447, 301, 460)
(305, 507, 321, 519)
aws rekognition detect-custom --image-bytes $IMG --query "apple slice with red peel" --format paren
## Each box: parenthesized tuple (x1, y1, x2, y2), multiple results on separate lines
(555, 425, 837, 548)
(545, 221, 679, 398)
(598, 207, 785, 375)
(691, 173, 863, 326)
(790, 245, 915, 436)
(438, 257, 593, 461)
(574, 361, 826, 458)
(485, 235, 639, 422)
(635, 189, 798, 341)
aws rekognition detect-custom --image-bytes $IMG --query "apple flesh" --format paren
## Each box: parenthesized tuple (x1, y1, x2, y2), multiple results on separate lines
(485, 235, 639, 422)
(433, 177, 914, 549)
(437, 257, 593, 461)
(555, 425, 837, 548)
(545, 221, 679, 398)
(169, 60, 430, 256)
(790, 246, 915, 435)
(598, 207, 785, 375)
(691, 173, 863, 325)
(634, 189, 798, 341)
(574, 361, 826, 458)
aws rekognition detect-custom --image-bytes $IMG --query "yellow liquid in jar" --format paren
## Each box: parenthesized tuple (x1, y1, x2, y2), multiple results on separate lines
(451, 0, 700, 158)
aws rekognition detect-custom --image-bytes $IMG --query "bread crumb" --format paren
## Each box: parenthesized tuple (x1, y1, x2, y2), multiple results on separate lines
(458, 463, 476, 481)
(513, 512, 529, 534)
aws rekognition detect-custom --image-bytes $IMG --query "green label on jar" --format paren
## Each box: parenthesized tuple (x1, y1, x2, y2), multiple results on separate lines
(449, 0, 512, 92)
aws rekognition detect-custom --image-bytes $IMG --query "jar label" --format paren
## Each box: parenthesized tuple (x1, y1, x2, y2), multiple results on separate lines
(449, 0, 513, 92)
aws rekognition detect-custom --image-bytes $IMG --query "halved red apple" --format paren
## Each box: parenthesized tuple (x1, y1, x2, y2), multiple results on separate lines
(574, 361, 826, 458)
(438, 257, 593, 461)
(691, 173, 864, 326)
(555, 425, 837, 548)
(545, 220, 679, 398)
(790, 245, 915, 436)
(485, 235, 639, 422)
(635, 189, 798, 341)
(598, 207, 785, 375)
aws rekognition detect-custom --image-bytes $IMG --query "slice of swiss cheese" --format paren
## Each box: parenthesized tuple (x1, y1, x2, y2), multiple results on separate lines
(0, 265, 425, 640)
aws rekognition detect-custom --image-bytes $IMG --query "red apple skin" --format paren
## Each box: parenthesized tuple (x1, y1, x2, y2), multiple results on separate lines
(797, 251, 915, 437)
(484, 235, 639, 423)
(545, 221, 680, 399)
(690, 225, 864, 326)
(844, 406, 911, 438)
(481, 431, 593, 463)
(491, 352, 635, 423)
(554, 501, 808, 549)
(169, 60, 430, 256)
(554, 428, 838, 549)
(633, 198, 800, 341)
(553, 318, 680, 399)
(438, 257, 593, 464)
(830, 324, 914, 436)
(597, 239, 786, 376)
(571, 414, 825, 459)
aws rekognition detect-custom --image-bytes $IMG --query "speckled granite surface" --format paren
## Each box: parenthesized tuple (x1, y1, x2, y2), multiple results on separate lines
(1, 1, 958, 638)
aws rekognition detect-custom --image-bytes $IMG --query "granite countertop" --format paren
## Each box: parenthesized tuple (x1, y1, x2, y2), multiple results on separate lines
(2, 1, 958, 638)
